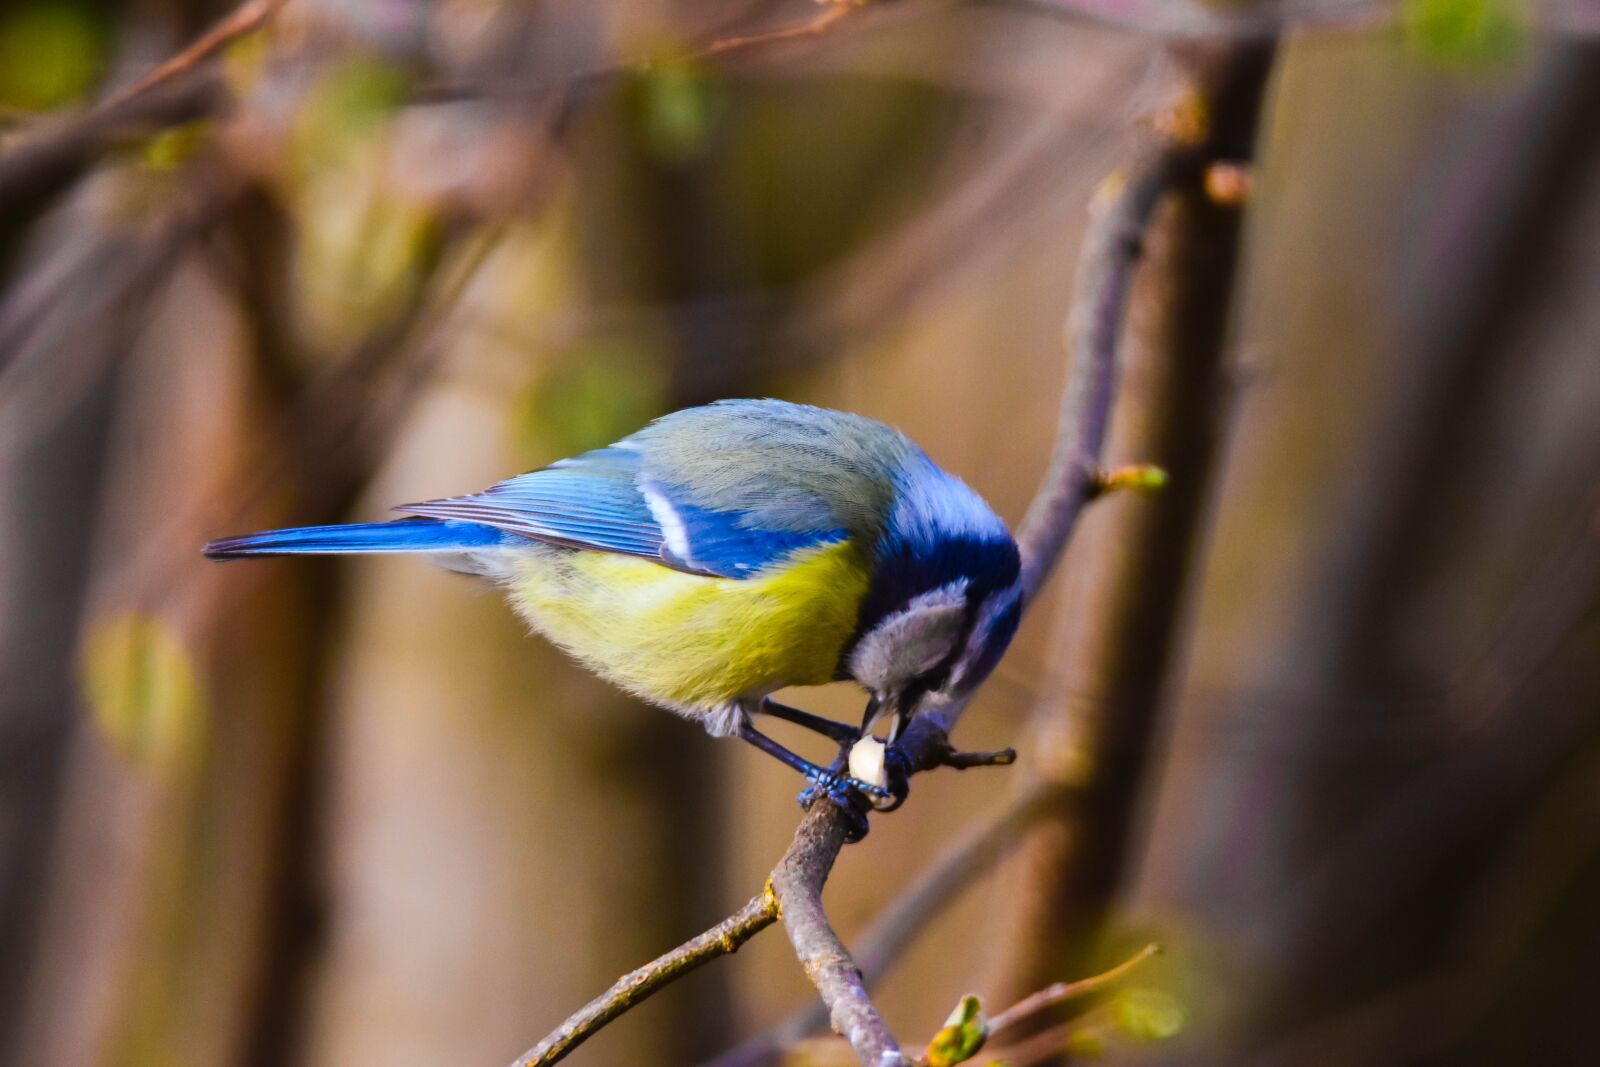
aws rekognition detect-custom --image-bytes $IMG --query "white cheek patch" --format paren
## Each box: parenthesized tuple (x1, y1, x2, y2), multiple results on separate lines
(848, 581, 968, 691)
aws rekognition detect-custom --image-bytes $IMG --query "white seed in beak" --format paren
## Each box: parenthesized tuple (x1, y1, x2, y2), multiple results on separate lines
(848, 734, 889, 791)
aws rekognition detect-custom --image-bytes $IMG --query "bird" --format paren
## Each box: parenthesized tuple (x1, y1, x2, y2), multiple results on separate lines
(206, 399, 1023, 833)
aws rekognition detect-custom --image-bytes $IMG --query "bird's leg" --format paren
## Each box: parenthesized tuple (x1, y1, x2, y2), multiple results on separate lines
(737, 721, 890, 800)
(759, 698, 861, 745)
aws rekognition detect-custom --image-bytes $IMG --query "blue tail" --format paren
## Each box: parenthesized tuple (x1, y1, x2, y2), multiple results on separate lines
(204, 518, 507, 560)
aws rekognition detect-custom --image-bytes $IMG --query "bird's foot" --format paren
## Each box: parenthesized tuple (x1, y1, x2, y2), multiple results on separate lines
(795, 761, 893, 804)
(796, 755, 892, 842)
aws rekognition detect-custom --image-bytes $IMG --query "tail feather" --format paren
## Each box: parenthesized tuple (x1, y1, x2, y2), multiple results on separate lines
(204, 518, 507, 560)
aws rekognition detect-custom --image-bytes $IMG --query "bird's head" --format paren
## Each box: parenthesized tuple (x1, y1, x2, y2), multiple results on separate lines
(843, 461, 1023, 738)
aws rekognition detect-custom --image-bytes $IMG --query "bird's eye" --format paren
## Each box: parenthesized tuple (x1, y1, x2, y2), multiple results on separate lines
(916, 664, 952, 695)
(897, 677, 934, 719)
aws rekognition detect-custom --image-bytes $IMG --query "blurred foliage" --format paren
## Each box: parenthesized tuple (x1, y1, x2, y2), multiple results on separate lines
(297, 177, 441, 343)
(512, 341, 670, 459)
(1045, 982, 1189, 1060)
(293, 56, 414, 174)
(627, 52, 727, 166)
(723, 78, 957, 286)
(1063, 1026, 1107, 1059)
(81, 612, 204, 771)
(1110, 986, 1187, 1042)
(222, 22, 271, 99)
(1402, 0, 1529, 70)
(288, 57, 440, 350)
(141, 120, 213, 172)
(0, 3, 105, 111)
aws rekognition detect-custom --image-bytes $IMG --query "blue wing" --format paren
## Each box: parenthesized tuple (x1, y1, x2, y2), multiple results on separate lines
(205, 518, 506, 559)
(396, 446, 843, 579)
(639, 478, 846, 578)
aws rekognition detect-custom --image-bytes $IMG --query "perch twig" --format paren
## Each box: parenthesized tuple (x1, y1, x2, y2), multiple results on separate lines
(508, 885, 780, 1067)
(703, 778, 1064, 1067)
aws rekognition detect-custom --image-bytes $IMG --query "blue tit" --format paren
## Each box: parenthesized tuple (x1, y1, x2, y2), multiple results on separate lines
(206, 399, 1023, 817)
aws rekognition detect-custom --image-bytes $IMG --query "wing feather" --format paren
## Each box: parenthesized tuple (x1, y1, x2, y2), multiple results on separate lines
(396, 442, 844, 579)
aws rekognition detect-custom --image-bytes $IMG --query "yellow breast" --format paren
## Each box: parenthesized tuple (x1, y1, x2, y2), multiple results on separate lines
(505, 540, 870, 711)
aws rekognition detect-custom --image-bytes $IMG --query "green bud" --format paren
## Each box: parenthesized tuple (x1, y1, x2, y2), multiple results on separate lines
(1096, 464, 1169, 495)
(924, 994, 989, 1067)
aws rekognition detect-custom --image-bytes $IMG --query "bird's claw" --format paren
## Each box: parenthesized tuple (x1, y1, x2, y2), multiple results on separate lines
(795, 743, 916, 841)
(797, 767, 883, 842)
(795, 767, 890, 803)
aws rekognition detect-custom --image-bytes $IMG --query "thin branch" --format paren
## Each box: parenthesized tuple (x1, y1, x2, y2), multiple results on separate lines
(771, 806, 908, 1065)
(1014, 150, 1184, 602)
(704, 1, 859, 56)
(705, 779, 1064, 1067)
(986, 942, 1160, 1034)
(536, 769, 1102, 1067)
(95, 0, 284, 116)
(508, 885, 780, 1067)
(987, 40, 1274, 1007)
(0, 0, 282, 218)
(1005, 0, 1395, 39)
(910, 149, 1183, 764)
(1005, 0, 1600, 40)
(0, 78, 222, 224)
(977, 1015, 1091, 1067)
(426, 0, 882, 131)
(911, 943, 1158, 1066)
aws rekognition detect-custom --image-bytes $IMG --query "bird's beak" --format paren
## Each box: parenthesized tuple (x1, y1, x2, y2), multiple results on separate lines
(872, 691, 908, 743)
(861, 692, 886, 735)
(886, 709, 904, 744)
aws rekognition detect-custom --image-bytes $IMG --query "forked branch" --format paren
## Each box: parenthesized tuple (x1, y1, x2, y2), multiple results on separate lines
(704, 779, 1066, 1067)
